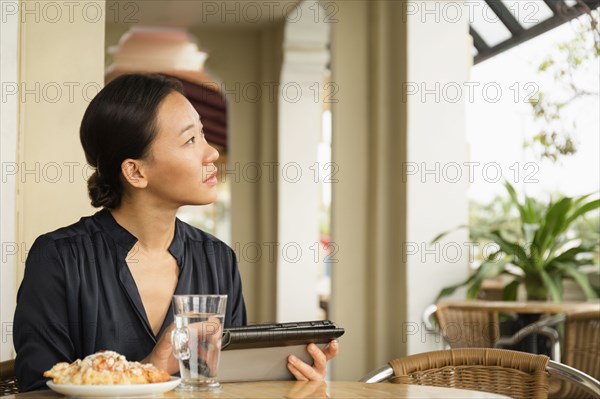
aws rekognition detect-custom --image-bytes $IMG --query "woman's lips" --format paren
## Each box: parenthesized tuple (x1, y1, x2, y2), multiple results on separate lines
(203, 171, 218, 185)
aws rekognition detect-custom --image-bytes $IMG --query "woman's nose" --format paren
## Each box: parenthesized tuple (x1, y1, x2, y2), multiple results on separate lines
(205, 144, 219, 163)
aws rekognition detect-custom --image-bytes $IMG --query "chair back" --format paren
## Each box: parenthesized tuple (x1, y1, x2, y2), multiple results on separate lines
(435, 302, 500, 348)
(0, 359, 19, 397)
(389, 348, 549, 399)
(550, 310, 600, 399)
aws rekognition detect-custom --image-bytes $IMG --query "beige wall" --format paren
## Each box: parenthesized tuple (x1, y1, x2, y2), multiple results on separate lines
(17, 0, 105, 275)
(1, 0, 105, 360)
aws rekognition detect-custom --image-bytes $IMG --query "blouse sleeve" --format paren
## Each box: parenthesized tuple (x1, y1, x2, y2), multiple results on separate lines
(227, 247, 247, 327)
(13, 235, 75, 391)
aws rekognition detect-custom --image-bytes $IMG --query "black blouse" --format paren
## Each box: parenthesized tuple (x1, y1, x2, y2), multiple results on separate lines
(13, 208, 247, 391)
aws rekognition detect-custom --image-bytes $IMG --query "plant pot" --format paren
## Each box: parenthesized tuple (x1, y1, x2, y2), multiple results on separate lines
(524, 276, 549, 301)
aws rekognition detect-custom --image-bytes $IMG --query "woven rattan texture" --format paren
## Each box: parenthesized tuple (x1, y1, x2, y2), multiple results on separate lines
(0, 360, 18, 397)
(389, 348, 549, 399)
(435, 304, 500, 348)
(0, 378, 19, 397)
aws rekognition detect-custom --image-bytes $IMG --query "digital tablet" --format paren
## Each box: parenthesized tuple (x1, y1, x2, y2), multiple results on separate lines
(218, 320, 345, 382)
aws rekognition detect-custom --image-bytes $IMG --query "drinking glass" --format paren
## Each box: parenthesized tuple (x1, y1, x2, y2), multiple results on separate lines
(171, 295, 227, 391)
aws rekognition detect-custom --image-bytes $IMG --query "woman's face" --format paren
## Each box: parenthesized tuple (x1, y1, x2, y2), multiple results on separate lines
(142, 91, 220, 207)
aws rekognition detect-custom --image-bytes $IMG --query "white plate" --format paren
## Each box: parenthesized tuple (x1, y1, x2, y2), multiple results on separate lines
(47, 377, 181, 397)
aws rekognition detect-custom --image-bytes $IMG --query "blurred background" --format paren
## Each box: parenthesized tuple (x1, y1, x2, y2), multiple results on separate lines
(1, 0, 598, 380)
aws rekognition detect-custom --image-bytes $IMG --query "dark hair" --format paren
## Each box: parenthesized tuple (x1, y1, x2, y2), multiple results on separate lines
(80, 74, 184, 209)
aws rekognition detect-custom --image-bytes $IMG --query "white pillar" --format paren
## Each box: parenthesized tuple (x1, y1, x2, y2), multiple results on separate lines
(329, 0, 471, 379)
(277, 0, 330, 322)
(405, 0, 471, 355)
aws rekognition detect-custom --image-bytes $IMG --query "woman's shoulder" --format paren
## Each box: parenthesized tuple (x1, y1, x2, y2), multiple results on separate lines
(36, 211, 104, 243)
(25, 212, 105, 269)
(29, 211, 115, 261)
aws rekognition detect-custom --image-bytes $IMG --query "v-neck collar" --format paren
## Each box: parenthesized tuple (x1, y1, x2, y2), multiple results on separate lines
(93, 208, 185, 341)
(94, 208, 185, 265)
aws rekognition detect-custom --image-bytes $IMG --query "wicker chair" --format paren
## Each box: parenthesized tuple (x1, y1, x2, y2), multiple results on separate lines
(554, 310, 600, 399)
(424, 304, 600, 397)
(425, 303, 500, 348)
(495, 310, 600, 399)
(0, 359, 19, 397)
(360, 348, 600, 399)
(426, 303, 561, 356)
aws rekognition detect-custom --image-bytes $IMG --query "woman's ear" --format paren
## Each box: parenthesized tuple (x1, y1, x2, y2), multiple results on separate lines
(121, 159, 148, 189)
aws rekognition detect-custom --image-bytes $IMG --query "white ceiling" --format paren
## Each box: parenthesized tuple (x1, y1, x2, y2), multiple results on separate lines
(106, 0, 304, 28)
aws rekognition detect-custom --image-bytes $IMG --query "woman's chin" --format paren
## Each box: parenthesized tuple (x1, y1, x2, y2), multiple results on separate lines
(192, 193, 218, 206)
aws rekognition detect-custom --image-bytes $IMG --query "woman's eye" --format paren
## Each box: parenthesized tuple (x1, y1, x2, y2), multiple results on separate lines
(186, 136, 196, 144)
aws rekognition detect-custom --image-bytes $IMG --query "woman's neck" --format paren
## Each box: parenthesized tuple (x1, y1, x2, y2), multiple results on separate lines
(110, 201, 177, 254)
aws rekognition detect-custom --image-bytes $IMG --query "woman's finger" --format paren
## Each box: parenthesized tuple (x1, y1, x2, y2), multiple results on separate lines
(288, 355, 322, 381)
(307, 344, 327, 376)
(287, 362, 308, 381)
(323, 340, 339, 361)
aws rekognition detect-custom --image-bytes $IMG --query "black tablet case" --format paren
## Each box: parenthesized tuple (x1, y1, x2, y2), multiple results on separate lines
(218, 320, 345, 382)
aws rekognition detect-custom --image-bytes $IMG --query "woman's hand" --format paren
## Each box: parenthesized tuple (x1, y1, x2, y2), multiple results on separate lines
(142, 324, 179, 375)
(287, 340, 339, 381)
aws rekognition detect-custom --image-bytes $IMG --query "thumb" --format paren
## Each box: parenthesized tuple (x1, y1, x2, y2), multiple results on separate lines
(157, 324, 175, 350)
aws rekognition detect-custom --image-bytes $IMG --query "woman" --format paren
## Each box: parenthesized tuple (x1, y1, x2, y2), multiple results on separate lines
(13, 74, 338, 391)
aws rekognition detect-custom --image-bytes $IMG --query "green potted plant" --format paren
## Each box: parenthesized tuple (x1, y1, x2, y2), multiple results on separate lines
(435, 182, 599, 302)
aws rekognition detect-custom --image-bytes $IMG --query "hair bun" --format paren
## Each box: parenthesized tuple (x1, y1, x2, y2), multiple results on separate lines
(87, 171, 120, 209)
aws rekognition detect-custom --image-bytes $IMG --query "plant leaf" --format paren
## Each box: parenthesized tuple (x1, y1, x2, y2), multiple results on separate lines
(503, 280, 521, 301)
(436, 270, 482, 301)
(565, 198, 600, 229)
(489, 230, 528, 265)
(525, 198, 540, 222)
(467, 279, 483, 299)
(540, 269, 563, 302)
(535, 197, 572, 258)
(486, 249, 502, 262)
(436, 259, 509, 301)
(546, 245, 595, 267)
(505, 181, 530, 222)
(572, 193, 592, 207)
(466, 259, 509, 299)
(555, 262, 599, 299)
(436, 282, 467, 301)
